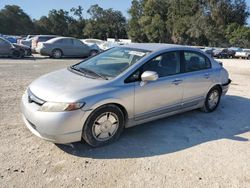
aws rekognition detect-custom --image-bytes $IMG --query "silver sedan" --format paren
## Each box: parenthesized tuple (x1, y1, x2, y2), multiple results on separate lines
(21, 44, 231, 147)
(36, 37, 96, 58)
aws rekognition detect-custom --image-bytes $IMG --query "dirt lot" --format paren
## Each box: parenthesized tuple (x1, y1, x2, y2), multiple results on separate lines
(0, 56, 249, 188)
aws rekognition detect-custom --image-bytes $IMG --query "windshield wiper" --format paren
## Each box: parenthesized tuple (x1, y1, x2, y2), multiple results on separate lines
(78, 67, 108, 80)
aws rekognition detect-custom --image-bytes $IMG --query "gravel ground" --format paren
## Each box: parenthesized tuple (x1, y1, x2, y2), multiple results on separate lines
(0, 55, 249, 188)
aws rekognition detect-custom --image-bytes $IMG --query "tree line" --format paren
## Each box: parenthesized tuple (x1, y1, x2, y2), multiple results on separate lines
(0, 0, 250, 48)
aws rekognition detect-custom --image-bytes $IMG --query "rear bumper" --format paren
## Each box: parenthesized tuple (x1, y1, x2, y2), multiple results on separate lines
(222, 79, 231, 95)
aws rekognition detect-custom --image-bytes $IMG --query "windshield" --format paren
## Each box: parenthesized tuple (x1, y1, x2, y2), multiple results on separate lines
(72, 47, 150, 79)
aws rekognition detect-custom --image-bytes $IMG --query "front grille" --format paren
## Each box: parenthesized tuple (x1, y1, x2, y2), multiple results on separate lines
(27, 89, 45, 106)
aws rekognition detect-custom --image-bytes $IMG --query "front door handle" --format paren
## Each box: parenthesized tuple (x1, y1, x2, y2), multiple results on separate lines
(172, 79, 183, 85)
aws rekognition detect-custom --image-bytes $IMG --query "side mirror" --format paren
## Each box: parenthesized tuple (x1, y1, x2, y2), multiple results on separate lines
(140, 71, 158, 86)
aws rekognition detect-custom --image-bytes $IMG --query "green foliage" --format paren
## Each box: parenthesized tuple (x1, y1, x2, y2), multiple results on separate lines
(128, 0, 250, 47)
(0, 5, 34, 35)
(226, 23, 250, 48)
(0, 2, 249, 48)
(84, 5, 127, 40)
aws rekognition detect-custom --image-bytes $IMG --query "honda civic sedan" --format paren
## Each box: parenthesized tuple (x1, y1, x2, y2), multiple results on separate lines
(21, 44, 231, 147)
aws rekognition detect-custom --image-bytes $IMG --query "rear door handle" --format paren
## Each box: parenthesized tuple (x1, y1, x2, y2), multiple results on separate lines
(172, 79, 183, 85)
(204, 73, 210, 79)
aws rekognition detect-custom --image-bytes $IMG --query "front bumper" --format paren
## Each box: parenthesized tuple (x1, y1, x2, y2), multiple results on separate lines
(20, 91, 91, 144)
(222, 79, 231, 95)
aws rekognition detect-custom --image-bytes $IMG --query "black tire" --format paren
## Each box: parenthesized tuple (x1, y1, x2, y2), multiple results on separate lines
(82, 104, 125, 147)
(248, 55, 250, 60)
(52, 49, 62, 59)
(201, 86, 221, 113)
(12, 50, 23, 59)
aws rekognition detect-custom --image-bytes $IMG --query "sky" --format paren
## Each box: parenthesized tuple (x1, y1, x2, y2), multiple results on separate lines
(0, 0, 249, 24)
(0, 0, 133, 19)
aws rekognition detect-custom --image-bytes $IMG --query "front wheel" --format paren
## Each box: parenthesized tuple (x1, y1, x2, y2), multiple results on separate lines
(201, 87, 221, 113)
(82, 105, 125, 147)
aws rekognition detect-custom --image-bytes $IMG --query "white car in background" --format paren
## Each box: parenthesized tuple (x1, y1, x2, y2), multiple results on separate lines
(82, 39, 120, 51)
(80, 39, 101, 52)
(18, 35, 36, 47)
(235, 49, 250, 59)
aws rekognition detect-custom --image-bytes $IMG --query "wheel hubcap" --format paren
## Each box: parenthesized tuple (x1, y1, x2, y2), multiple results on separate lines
(208, 90, 219, 109)
(54, 51, 61, 58)
(92, 112, 119, 141)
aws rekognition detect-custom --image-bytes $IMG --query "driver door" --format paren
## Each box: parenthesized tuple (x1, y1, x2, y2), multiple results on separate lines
(133, 51, 184, 120)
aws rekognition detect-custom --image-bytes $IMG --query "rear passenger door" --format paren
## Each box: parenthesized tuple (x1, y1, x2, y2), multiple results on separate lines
(72, 39, 90, 57)
(60, 38, 74, 56)
(181, 51, 214, 107)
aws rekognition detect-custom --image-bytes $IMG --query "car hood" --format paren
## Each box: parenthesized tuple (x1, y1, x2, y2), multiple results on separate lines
(29, 68, 109, 102)
(13, 43, 30, 49)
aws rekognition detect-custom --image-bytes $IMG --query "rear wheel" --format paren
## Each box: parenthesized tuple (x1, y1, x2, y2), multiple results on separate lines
(82, 105, 125, 147)
(201, 87, 221, 113)
(52, 49, 62, 59)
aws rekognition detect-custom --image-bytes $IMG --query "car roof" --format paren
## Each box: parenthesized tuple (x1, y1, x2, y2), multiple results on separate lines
(46, 37, 77, 43)
(122, 43, 195, 52)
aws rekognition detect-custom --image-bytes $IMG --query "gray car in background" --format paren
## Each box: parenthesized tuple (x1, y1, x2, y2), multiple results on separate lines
(36, 37, 94, 58)
(32, 35, 58, 53)
(21, 44, 231, 147)
(0, 37, 31, 58)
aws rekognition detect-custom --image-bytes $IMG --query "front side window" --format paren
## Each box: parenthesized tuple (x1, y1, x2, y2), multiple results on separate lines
(72, 47, 150, 79)
(184, 51, 211, 72)
(73, 39, 83, 46)
(142, 51, 181, 78)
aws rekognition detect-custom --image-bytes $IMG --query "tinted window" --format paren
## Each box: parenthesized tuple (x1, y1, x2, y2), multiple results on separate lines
(73, 39, 83, 46)
(0, 38, 6, 45)
(54, 39, 63, 44)
(62, 39, 73, 45)
(73, 47, 149, 78)
(184, 51, 211, 72)
(39, 37, 55, 42)
(142, 51, 181, 78)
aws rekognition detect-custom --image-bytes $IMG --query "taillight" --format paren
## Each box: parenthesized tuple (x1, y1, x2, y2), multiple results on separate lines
(33, 38, 38, 47)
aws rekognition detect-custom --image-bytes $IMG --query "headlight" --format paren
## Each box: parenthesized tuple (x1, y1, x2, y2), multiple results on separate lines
(39, 102, 85, 112)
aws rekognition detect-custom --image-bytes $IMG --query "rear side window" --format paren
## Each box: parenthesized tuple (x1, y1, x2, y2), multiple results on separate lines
(62, 39, 73, 45)
(54, 39, 63, 44)
(39, 37, 55, 42)
(184, 51, 211, 72)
